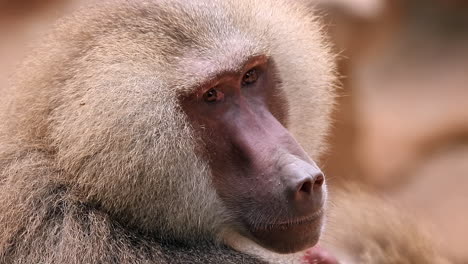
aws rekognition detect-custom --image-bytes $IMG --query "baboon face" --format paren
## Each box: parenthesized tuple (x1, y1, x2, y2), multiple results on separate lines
(181, 55, 326, 253)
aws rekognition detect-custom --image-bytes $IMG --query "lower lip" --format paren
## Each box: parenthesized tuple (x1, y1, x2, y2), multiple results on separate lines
(255, 208, 324, 231)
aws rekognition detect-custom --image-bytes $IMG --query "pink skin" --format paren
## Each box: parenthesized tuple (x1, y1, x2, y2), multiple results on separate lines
(303, 246, 340, 264)
(181, 56, 328, 254)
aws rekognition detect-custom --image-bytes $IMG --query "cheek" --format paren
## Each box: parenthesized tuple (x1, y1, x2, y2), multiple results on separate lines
(265, 83, 289, 127)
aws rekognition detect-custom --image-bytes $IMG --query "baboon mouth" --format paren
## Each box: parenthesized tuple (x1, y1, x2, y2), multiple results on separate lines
(254, 208, 324, 231)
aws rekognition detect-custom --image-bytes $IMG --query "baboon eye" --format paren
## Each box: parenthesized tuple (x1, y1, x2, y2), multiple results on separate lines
(242, 69, 258, 86)
(203, 88, 224, 103)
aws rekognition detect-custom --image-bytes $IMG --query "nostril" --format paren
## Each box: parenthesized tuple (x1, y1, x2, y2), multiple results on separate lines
(297, 173, 324, 196)
(298, 180, 312, 194)
(314, 173, 324, 189)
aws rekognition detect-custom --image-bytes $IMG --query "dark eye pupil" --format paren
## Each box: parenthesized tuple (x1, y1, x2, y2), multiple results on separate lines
(243, 69, 258, 85)
(204, 89, 217, 102)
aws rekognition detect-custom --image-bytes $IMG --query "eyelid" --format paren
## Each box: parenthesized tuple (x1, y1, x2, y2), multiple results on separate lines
(242, 68, 259, 85)
(203, 88, 225, 103)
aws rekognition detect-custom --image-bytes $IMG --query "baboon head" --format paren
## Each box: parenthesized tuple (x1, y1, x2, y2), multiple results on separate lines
(7, 0, 336, 254)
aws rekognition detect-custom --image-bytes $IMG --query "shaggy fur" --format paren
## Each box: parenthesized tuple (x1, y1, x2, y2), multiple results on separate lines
(0, 0, 334, 263)
(323, 188, 452, 264)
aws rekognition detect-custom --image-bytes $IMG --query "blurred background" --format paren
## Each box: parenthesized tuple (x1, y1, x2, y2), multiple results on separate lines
(0, 0, 467, 262)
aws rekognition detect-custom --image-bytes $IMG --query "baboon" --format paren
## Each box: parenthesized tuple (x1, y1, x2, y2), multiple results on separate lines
(0, 0, 450, 263)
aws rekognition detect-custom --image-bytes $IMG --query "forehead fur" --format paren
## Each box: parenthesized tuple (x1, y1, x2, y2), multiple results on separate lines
(57, 0, 333, 93)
